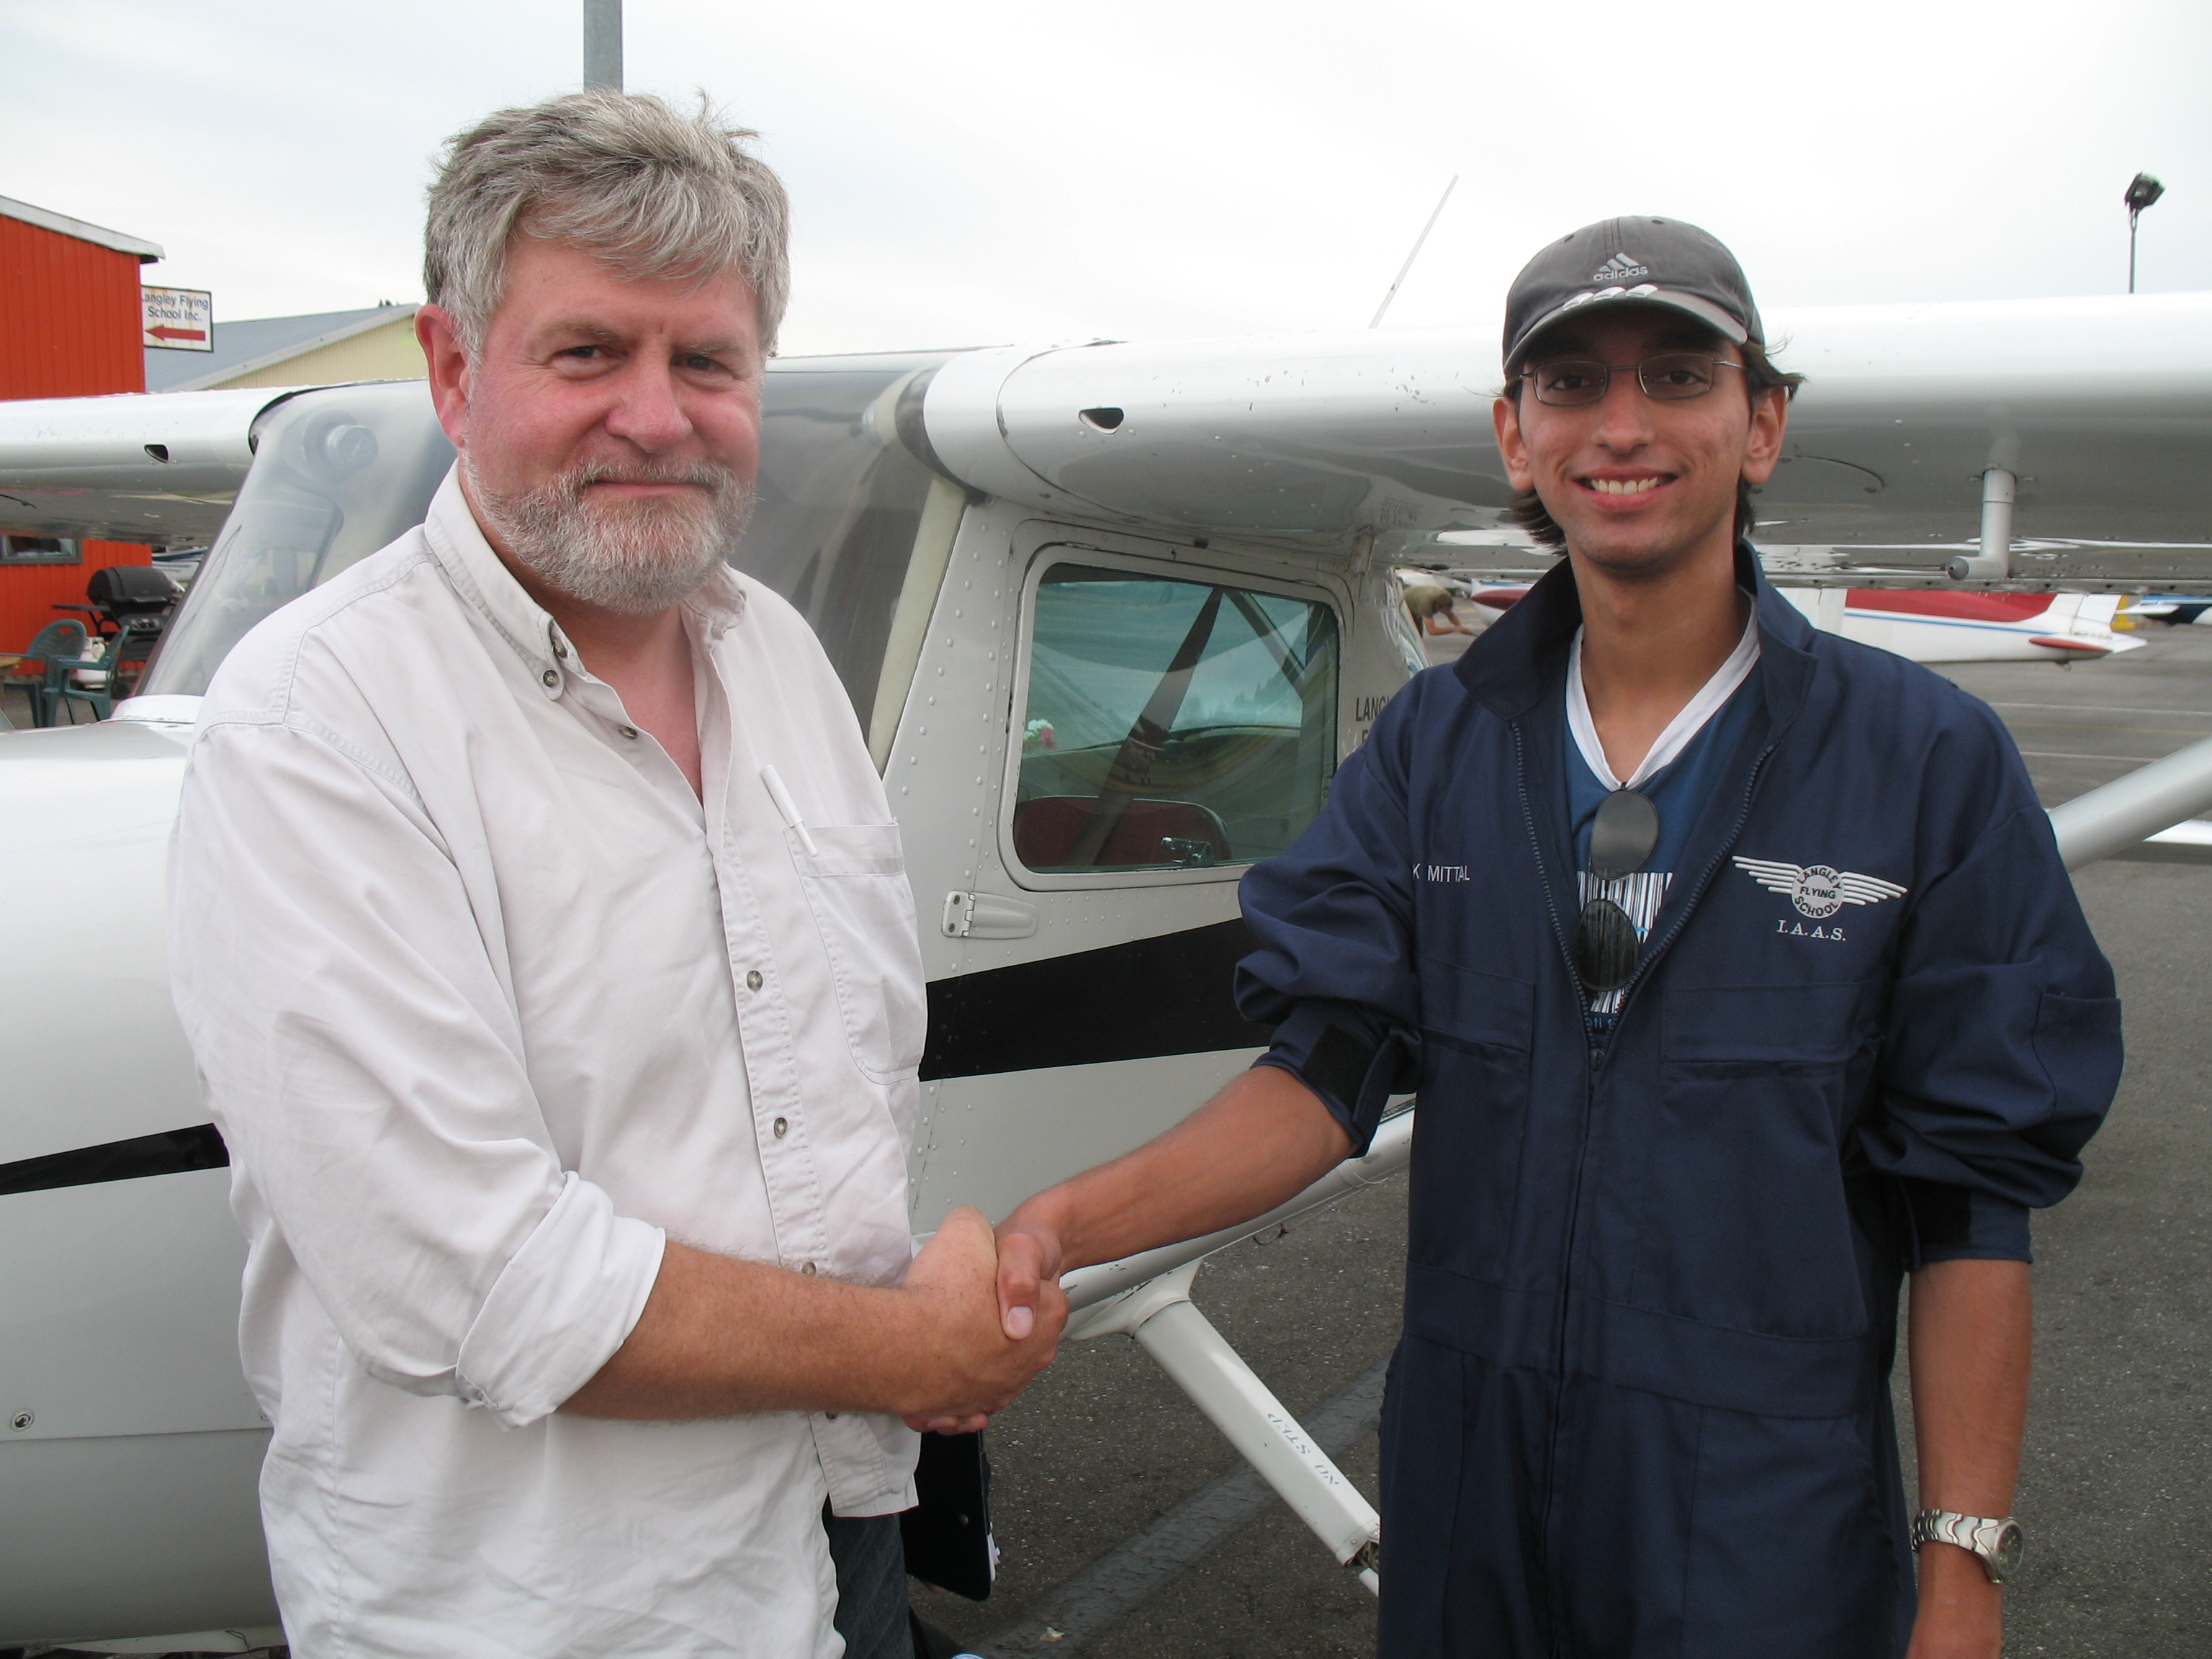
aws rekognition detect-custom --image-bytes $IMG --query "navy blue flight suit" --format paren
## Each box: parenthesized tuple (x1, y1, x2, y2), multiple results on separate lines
(1237, 548, 2122, 1658)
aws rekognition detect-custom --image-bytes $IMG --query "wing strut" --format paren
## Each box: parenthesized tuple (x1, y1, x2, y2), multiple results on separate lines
(2051, 735, 2212, 869)
(1058, 1111, 1414, 1595)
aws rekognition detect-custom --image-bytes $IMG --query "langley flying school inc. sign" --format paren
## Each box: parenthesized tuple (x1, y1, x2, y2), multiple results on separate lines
(142, 286, 212, 351)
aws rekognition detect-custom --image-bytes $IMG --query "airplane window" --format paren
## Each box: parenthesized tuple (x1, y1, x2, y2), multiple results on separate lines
(1014, 563, 1339, 875)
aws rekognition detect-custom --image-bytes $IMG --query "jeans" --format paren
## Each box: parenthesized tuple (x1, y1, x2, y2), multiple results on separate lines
(824, 1502, 909, 1659)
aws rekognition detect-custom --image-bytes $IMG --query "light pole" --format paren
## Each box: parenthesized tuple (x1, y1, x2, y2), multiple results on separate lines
(2126, 172, 2164, 294)
(584, 0, 622, 91)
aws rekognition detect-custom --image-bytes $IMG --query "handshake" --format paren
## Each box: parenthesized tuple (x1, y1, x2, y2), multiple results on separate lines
(567, 1065, 1344, 1426)
(886, 1061, 1350, 1434)
(893, 1205, 1070, 1435)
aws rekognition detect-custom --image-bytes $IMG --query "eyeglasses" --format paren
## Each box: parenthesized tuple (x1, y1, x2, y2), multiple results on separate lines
(1573, 787, 1660, 994)
(1521, 353, 1745, 408)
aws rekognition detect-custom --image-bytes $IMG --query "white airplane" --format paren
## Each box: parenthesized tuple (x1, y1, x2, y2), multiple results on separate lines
(6, 294, 2212, 1651)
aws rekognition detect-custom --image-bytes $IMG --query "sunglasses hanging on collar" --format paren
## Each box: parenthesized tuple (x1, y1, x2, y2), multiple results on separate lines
(1573, 787, 1660, 994)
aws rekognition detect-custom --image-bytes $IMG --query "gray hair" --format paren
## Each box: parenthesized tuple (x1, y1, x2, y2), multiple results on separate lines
(423, 91, 791, 357)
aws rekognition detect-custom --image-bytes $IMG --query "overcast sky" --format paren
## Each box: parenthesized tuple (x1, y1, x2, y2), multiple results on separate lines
(6, 0, 2208, 359)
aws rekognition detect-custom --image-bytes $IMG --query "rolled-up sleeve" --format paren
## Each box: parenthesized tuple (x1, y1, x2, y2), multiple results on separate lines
(1236, 687, 1426, 1153)
(1859, 746, 2123, 1264)
(170, 717, 663, 1424)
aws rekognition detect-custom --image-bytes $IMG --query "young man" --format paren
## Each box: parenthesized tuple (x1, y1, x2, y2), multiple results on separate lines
(168, 94, 1062, 1659)
(994, 219, 2121, 1657)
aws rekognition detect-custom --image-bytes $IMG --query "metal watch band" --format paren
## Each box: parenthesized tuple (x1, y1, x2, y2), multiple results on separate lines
(1912, 1509, 2024, 1584)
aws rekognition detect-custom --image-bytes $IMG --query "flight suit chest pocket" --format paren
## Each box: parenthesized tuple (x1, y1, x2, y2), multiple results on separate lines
(1419, 957, 1534, 1053)
(1636, 981, 1879, 1338)
(1661, 981, 1874, 1066)
(1412, 957, 1535, 1283)
(791, 824, 927, 1084)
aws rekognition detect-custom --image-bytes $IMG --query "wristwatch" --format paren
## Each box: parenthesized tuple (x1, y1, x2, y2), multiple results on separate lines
(1911, 1509, 2025, 1583)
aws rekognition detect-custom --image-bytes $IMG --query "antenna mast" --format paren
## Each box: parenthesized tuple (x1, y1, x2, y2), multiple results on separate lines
(1369, 176, 1458, 330)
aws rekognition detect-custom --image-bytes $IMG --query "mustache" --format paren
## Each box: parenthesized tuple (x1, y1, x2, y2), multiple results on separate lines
(560, 458, 737, 499)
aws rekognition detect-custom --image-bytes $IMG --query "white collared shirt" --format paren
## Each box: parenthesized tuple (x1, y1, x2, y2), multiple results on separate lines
(168, 467, 926, 1659)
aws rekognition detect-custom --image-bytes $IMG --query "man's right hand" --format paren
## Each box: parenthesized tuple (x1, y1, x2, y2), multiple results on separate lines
(896, 1205, 1065, 1433)
(994, 1202, 1069, 1344)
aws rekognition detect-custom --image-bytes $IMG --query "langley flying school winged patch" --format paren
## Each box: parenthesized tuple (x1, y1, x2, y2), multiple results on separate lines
(1732, 856, 1907, 920)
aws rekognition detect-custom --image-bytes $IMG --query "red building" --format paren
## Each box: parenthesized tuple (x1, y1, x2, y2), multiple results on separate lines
(0, 194, 166, 651)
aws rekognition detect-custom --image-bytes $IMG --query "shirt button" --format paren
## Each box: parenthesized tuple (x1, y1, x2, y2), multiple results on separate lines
(745, 969, 763, 991)
(541, 669, 560, 688)
(617, 725, 639, 739)
(800, 1261, 817, 1275)
(773, 1116, 788, 1138)
(552, 640, 569, 660)
(824, 1412, 840, 1421)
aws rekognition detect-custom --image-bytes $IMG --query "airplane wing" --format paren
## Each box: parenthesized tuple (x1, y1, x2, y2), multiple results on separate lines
(0, 386, 315, 545)
(9, 295, 2210, 585)
(912, 294, 2212, 590)
(1756, 294, 2212, 565)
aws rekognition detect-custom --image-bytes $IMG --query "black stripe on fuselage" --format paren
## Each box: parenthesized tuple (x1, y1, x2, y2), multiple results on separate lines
(922, 917, 1272, 1081)
(4, 922, 1266, 1192)
(0, 1123, 228, 1197)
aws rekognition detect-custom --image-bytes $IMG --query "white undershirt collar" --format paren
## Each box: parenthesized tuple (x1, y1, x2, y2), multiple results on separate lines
(1568, 603, 1761, 791)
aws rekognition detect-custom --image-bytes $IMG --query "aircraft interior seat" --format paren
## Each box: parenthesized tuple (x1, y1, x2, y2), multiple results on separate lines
(1011, 793, 1231, 871)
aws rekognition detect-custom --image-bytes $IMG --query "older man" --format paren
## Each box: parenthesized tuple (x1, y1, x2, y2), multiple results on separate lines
(167, 92, 1062, 1659)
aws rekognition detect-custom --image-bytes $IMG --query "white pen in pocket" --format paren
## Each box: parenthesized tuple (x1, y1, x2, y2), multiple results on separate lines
(759, 765, 822, 858)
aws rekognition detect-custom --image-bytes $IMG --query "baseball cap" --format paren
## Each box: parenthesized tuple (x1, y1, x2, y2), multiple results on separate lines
(1501, 217, 1763, 373)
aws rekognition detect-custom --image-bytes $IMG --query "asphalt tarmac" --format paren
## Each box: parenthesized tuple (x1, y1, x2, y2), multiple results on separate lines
(925, 621, 2212, 1659)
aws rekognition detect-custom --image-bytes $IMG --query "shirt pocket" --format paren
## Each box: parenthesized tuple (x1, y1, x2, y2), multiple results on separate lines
(1411, 957, 1535, 1283)
(791, 824, 927, 1084)
(1630, 981, 1879, 1339)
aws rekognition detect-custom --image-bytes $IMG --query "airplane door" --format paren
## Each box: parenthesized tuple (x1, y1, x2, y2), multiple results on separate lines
(903, 526, 1344, 1225)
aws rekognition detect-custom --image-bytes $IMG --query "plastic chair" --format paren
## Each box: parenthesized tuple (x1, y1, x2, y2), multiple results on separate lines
(92, 616, 162, 703)
(49, 620, 158, 724)
(6, 620, 90, 727)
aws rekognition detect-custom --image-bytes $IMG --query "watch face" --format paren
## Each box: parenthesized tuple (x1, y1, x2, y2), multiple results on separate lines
(1992, 1521, 2025, 1578)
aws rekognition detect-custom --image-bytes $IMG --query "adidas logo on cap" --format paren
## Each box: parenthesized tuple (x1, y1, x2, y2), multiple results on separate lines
(1592, 252, 1650, 280)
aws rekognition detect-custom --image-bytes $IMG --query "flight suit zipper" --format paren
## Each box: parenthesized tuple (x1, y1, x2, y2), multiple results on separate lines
(1509, 718, 1584, 1657)
(1591, 738, 1781, 1072)
(1511, 720, 1781, 1655)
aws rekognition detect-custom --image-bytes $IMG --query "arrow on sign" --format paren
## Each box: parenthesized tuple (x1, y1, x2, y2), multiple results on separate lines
(147, 325, 207, 342)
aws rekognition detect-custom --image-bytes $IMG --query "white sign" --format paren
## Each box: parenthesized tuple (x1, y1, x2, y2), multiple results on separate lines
(143, 286, 213, 351)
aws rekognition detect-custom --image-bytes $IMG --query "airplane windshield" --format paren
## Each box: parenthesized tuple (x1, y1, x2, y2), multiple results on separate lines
(145, 382, 457, 698)
(140, 357, 956, 735)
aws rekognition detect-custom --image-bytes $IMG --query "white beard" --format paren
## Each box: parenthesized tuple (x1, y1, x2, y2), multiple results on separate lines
(465, 452, 756, 616)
